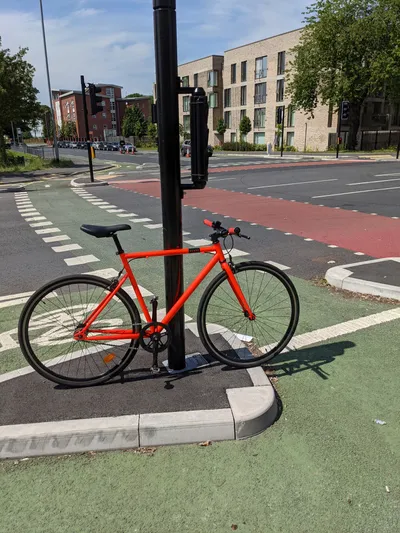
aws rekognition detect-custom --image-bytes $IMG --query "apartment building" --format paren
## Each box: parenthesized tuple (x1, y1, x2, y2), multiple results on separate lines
(177, 55, 224, 145)
(52, 85, 152, 141)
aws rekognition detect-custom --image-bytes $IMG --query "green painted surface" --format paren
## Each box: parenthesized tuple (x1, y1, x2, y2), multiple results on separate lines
(1, 321, 399, 533)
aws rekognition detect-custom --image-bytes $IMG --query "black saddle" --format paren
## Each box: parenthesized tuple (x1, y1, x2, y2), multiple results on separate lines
(80, 224, 131, 239)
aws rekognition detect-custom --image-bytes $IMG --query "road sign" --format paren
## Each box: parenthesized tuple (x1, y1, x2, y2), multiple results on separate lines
(16, 128, 22, 135)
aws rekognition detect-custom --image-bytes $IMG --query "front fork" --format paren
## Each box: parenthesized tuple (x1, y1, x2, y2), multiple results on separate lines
(223, 261, 256, 320)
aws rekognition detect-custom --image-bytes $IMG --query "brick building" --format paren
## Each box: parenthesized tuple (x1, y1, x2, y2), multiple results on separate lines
(176, 28, 400, 151)
(52, 85, 152, 141)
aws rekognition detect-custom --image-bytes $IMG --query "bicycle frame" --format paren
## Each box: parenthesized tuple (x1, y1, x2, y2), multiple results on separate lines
(76, 240, 254, 342)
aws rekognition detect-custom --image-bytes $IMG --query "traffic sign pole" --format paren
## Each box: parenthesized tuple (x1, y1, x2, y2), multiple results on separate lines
(153, 0, 186, 370)
(80, 75, 95, 183)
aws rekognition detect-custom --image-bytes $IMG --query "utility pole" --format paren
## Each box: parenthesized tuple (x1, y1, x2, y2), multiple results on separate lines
(39, 0, 59, 161)
(280, 107, 285, 157)
(153, 0, 186, 370)
(80, 76, 95, 183)
(10, 122, 16, 145)
(396, 135, 400, 160)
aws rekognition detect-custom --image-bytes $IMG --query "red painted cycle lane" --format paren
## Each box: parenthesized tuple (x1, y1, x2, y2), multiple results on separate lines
(113, 181, 400, 258)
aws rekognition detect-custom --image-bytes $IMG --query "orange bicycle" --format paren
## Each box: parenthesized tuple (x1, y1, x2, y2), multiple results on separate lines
(18, 219, 299, 387)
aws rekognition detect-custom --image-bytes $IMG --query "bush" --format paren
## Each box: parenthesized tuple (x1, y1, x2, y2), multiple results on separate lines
(221, 142, 267, 151)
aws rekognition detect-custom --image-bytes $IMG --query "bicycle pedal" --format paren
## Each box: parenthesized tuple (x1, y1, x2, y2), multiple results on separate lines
(150, 365, 161, 374)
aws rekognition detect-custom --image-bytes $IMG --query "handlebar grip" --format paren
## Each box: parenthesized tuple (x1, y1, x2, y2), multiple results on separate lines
(228, 227, 241, 235)
(203, 219, 213, 227)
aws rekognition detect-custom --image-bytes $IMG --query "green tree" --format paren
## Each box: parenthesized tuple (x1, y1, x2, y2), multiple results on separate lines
(287, 0, 400, 149)
(239, 116, 252, 141)
(216, 118, 227, 136)
(126, 93, 144, 98)
(147, 122, 158, 144)
(122, 105, 148, 139)
(0, 39, 40, 163)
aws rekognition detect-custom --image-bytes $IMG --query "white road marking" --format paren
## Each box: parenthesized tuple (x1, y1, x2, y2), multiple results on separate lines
(182, 231, 191, 236)
(144, 223, 163, 229)
(83, 268, 119, 279)
(25, 216, 46, 222)
(184, 239, 210, 247)
(86, 199, 100, 202)
(131, 218, 152, 223)
(30, 221, 53, 227)
(98, 204, 117, 209)
(349, 177, 400, 186)
(124, 285, 153, 299)
(304, 238, 313, 241)
(52, 243, 82, 253)
(313, 186, 400, 198)
(117, 213, 138, 217)
(91, 202, 109, 206)
(0, 291, 34, 310)
(392, 217, 399, 220)
(328, 245, 338, 248)
(35, 227, 60, 234)
(248, 178, 337, 190)
(107, 209, 125, 213)
(374, 173, 400, 177)
(64, 255, 100, 266)
(208, 177, 236, 181)
(265, 261, 291, 271)
(266, 227, 273, 230)
(43, 235, 71, 243)
(19, 210, 38, 215)
(354, 252, 365, 256)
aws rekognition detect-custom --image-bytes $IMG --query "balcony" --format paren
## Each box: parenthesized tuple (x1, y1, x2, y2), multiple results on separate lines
(254, 94, 266, 105)
(254, 69, 267, 80)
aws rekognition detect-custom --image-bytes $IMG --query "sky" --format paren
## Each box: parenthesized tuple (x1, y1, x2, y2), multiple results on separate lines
(0, 0, 308, 105)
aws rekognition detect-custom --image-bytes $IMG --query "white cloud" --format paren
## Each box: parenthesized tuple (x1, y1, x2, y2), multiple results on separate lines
(73, 8, 104, 17)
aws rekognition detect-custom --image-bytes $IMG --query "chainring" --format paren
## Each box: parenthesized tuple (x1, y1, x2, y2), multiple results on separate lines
(139, 322, 172, 353)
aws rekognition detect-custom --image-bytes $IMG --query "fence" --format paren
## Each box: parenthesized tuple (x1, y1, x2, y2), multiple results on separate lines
(359, 130, 400, 151)
(22, 144, 54, 160)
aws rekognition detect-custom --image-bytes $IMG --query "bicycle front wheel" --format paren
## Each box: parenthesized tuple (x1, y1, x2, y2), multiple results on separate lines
(197, 261, 299, 368)
(18, 275, 141, 387)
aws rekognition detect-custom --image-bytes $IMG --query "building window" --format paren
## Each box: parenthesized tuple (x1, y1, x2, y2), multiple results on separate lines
(254, 83, 267, 104)
(327, 104, 333, 127)
(287, 105, 295, 127)
(101, 101, 106, 107)
(255, 56, 267, 79)
(182, 76, 189, 87)
(231, 132, 237, 143)
(112, 121, 117, 126)
(183, 96, 190, 112)
(207, 70, 218, 87)
(231, 64, 236, 84)
(194, 73, 198, 87)
(102, 112, 107, 118)
(92, 115, 96, 119)
(240, 86, 247, 106)
(240, 109, 247, 120)
(254, 108, 266, 128)
(254, 132, 265, 145)
(286, 131, 295, 146)
(72, 113, 76, 120)
(110, 101, 116, 111)
(183, 115, 190, 132)
(276, 79, 285, 102)
(106, 88, 114, 97)
(224, 111, 232, 128)
(93, 124, 97, 130)
(224, 88, 231, 108)
(208, 92, 218, 108)
(277, 51, 286, 75)
(241, 61, 247, 82)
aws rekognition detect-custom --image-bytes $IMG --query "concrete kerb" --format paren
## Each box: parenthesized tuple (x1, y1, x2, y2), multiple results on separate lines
(326, 257, 400, 300)
(0, 365, 276, 459)
(0, 186, 26, 194)
(70, 176, 109, 188)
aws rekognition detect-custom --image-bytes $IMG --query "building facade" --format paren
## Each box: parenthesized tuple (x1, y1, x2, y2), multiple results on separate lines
(52, 85, 152, 141)
(177, 55, 224, 145)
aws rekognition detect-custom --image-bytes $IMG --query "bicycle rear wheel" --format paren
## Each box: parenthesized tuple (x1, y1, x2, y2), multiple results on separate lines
(197, 261, 299, 368)
(18, 275, 141, 387)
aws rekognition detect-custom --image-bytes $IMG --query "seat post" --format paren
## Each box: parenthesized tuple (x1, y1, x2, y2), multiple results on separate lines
(112, 234, 124, 254)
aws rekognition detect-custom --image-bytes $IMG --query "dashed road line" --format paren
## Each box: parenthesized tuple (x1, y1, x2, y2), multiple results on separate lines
(0, 292, 34, 309)
(313, 186, 400, 199)
(30, 221, 53, 228)
(25, 216, 47, 222)
(117, 213, 138, 217)
(131, 218, 152, 223)
(107, 209, 125, 213)
(83, 268, 119, 278)
(64, 255, 100, 266)
(248, 179, 337, 190)
(144, 223, 163, 229)
(43, 235, 71, 243)
(265, 261, 291, 271)
(35, 228, 61, 234)
(52, 244, 82, 253)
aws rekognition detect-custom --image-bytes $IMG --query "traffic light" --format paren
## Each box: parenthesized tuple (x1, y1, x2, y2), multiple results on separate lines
(88, 83, 102, 115)
(276, 107, 284, 125)
(341, 101, 350, 121)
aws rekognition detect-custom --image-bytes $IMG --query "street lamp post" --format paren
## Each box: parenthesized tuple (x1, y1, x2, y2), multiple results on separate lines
(39, 0, 59, 161)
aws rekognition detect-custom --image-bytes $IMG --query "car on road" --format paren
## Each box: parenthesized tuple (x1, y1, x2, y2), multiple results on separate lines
(104, 142, 119, 151)
(70, 141, 78, 148)
(119, 143, 137, 154)
(181, 140, 213, 158)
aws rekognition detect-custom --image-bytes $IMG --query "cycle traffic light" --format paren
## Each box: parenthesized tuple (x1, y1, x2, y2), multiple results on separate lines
(89, 84, 102, 115)
(341, 101, 350, 121)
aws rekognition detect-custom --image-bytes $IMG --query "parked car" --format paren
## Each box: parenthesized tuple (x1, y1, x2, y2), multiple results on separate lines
(104, 142, 119, 151)
(70, 142, 78, 148)
(119, 143, 137, 154)
(181, 140, 213, 157)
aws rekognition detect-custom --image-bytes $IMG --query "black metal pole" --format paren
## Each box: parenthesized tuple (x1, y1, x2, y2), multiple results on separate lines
(336, 104, 342, 159)
(153, 0, 185, 370)
(396, 134, 400, 160)
(80, 75, 94, 183)
(280, 107, 285, 157)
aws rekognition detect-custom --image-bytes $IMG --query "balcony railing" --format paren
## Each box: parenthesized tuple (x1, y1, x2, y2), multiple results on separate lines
(253, 119, 265, 128)
(254, 69, 267, 79)
(254, 94, 266, 104)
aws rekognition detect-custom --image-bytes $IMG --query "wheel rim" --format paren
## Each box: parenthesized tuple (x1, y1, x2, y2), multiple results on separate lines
(201, 266, 297, 364)
(22, 279, 140, 383)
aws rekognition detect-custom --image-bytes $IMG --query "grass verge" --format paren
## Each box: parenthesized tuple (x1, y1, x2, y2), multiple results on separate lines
(0, 151, 74, 174)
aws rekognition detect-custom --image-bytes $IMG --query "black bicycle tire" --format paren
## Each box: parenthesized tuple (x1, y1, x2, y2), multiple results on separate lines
(197, 261, 299, 368)
(18, 275, 141, 387)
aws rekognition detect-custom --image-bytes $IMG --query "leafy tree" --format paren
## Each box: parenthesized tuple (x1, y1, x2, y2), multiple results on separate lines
(216, 118, 227, 136)
(147, 122, 158, 144)
(126, 93, 145, 98)
(122, 105, 148, 139)
(287, 0, 400, 149)
(239, 116, 252, 140)
(0, 39, 40, 163)
(66, 122, 77, 138)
